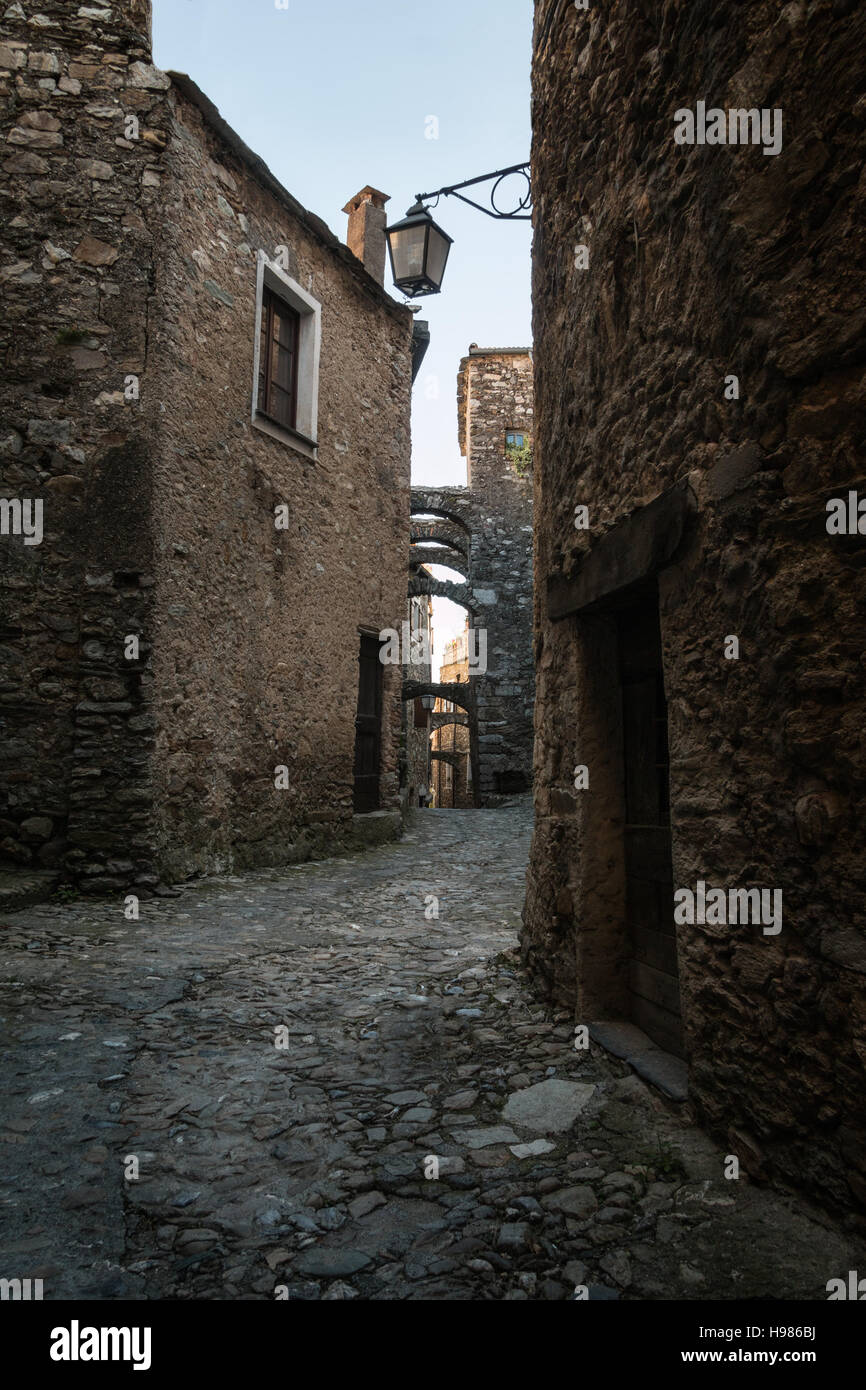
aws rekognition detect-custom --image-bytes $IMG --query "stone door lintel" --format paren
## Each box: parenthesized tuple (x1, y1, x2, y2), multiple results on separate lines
(547, 477, 698, 621)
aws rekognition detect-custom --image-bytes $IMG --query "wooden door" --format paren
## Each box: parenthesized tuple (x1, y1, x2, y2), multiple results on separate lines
(353, 633, 382, 813)
(617, 591, 683, 1056)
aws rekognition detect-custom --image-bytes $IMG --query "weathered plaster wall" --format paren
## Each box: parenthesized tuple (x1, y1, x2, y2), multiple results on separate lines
(524, 0, 866, 1211)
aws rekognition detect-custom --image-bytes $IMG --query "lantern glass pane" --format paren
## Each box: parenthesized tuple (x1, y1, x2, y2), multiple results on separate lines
(390, 224, 428, 283)
(424, 226, 451, 288)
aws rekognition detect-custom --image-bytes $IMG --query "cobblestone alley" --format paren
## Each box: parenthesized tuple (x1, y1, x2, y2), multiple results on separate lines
(0, 800, 860, 1302)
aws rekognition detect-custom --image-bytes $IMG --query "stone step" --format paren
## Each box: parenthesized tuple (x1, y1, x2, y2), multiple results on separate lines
(589, 1020, 689, 1102)
(0, 870, 61, 911)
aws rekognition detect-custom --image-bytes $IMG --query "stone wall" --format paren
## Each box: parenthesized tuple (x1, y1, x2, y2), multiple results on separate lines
(460, 348, 535, 799)
(0, 0, 166, 888)
(0, 0, 413, 887)
(524, 0, 866, 1213)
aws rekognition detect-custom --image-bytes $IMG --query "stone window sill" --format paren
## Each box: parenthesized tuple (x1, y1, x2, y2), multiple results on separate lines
(252, 411, 317, 460)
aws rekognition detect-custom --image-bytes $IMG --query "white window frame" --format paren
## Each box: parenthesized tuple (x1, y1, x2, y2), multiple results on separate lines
(252, 249, 321, 459)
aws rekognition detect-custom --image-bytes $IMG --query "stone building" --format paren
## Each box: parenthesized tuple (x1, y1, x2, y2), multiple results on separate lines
(523, 0, 866, 1212)
(0, 0, 414, 889)
(407, 346, 534, 803)
(431, 625, 471, 808)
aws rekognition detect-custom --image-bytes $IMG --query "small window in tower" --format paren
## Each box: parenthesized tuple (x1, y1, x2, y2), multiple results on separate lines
(505, 430, 525, 452)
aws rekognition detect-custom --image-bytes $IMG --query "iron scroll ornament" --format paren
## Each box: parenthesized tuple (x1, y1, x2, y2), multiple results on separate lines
(414, 163, 532, 221)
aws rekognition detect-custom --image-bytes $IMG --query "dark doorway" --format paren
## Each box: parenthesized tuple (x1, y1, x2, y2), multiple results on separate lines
(616, 587, 683, 1056)
(353, 632, 382, 812)
(496, 769, 529, 794)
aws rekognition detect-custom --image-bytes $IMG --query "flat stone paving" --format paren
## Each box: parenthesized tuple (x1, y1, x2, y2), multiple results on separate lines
(0, 800, 861, 1301)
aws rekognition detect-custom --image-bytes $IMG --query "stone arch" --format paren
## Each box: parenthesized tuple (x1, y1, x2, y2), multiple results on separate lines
(408, 572, 476, 613)
(410, 492, 472, 537)
(431, 710, 468, 730)
(410, 545, 469, 576)
(430, 750, 463, 769)
(402, 680, 473, 714)
(411, 521, 469, 560)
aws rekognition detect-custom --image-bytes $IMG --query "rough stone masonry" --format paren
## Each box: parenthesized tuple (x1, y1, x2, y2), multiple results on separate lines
(0, 0, 413, 890)
(523, 0, 866, 1218)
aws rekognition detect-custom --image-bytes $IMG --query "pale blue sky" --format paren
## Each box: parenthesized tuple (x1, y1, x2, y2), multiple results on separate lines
(151, 0, 533, 489)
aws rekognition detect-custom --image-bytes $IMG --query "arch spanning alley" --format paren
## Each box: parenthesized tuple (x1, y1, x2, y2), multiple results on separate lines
(410, 508, 469, 527)
(410, 355, 534, 806)
(431, 710, 468, 730)
(410, 491, 472, 536)
(408, 572, 476, 613)
(412, 477, 546, 808)
(410, 545, 468, 575)
(430, 750, 463, 769)
(402, 678, 479, 805)
(410, 521, 469, 560)
(409, 492, 478, 805)
(402, 680, 473, 714)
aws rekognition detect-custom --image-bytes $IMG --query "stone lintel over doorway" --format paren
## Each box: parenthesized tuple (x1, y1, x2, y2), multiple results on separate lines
(547, 478, 697, 621)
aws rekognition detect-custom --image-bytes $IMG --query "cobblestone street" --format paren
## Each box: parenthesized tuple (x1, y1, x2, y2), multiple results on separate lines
(0, 801, 860, 1301)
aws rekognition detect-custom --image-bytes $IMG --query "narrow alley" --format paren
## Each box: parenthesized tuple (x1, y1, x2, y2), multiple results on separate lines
(0, 801, 858, 1302)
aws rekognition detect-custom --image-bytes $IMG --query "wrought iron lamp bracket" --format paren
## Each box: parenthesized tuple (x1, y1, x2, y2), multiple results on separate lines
(414, 163, 532, 221)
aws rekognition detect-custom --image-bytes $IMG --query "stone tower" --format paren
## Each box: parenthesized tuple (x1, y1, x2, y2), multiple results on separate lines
(408, 346, 534, 803)
(457, 347, 534, 798)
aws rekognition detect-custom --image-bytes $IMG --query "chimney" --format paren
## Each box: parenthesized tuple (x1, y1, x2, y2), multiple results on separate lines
(342, 186, 390, 286)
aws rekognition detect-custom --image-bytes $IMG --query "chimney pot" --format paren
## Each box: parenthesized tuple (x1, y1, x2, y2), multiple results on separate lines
(342, 186, 390, 286)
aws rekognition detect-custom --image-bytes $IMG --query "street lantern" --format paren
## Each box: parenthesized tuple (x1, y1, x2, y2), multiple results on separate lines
(386, 201, 453, 298)
(384, 164, 531, 298)
(420, 692, 436, 711)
